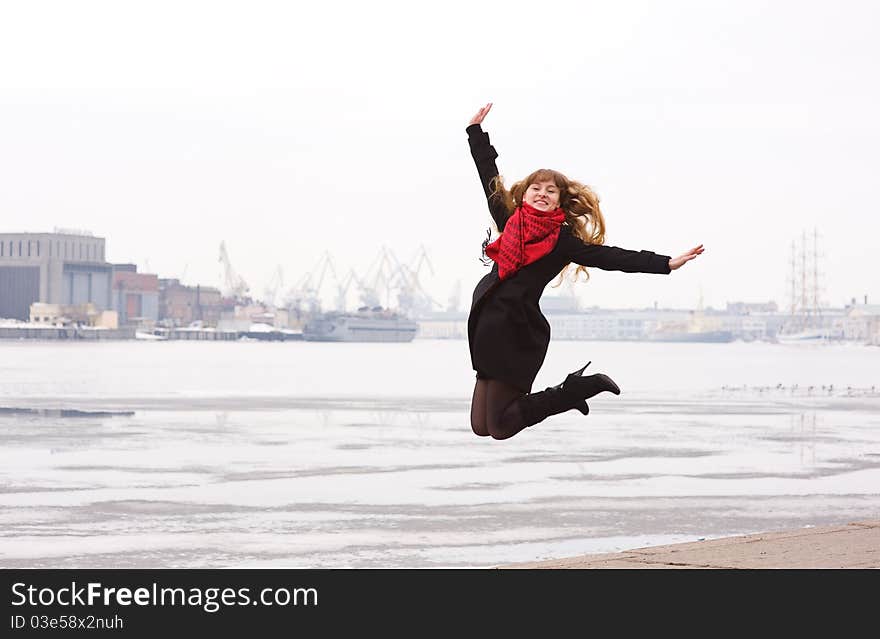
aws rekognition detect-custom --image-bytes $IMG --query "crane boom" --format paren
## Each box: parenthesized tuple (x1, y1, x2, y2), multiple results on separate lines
(219, 241, 249, 299)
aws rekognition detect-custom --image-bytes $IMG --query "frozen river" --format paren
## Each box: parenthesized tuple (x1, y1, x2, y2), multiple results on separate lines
(1, 338, 878, 567)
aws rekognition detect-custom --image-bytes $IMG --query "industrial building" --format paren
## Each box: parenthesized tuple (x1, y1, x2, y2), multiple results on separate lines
(0, 232, 161, 330)
(158, 278, 224, 327)
(112, 264, 159, 327)
(0, 231, 112, 321)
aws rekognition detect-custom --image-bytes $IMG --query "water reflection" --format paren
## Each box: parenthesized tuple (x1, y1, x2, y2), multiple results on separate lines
(791, 412, 817, 466)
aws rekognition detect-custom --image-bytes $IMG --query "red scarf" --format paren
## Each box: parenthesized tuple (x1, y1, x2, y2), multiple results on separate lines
(484, 201, 565, 280)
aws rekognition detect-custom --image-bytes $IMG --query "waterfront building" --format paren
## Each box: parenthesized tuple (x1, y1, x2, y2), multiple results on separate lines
(0, 231, 113, 321)
(29, 302, 118, 328)
(726, 301, 779, 314)
(545, 308, 690, 341)
(112, 264, 159, 328)
(718, 301, 782, 341)
(158, 278, 223, 327)
(841, 302, 880, 345)
(414, 310, 468, 339)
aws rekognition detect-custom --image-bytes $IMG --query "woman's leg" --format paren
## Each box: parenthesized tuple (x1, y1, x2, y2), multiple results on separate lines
(470, 378, 490, 437)
(486, 380, 528, 440)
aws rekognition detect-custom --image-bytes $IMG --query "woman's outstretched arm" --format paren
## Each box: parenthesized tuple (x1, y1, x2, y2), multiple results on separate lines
(465, 102, 510, 231)
(561, 231, 704, 274)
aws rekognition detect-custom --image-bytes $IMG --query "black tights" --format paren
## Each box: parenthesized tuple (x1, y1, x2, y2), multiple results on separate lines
(470, 378, 529, 440)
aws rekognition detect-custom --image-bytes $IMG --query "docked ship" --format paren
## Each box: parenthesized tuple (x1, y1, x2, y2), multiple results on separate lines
(776, 228, 839, 345)
(240, 322, 303, 341)
(302, 306, 418, 342)
(776, 330, 825, 344)
(647, 314, 735, 343)
(643, 287, 737, 342)
(776, 327, 840, 344)
(648, 328, 735, 343)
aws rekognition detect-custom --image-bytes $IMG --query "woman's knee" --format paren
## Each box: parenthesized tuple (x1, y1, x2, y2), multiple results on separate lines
(471, 420, 490, 437)
(487, 424, 511, 440)
(486, 414, 512, 440)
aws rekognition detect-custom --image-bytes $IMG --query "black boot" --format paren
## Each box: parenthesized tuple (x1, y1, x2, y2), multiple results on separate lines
(519, 361, 621, 427)
(559, 361, 621, 411)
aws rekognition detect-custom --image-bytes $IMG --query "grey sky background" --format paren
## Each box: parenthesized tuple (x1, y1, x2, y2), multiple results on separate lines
(2, 0, 878, 312)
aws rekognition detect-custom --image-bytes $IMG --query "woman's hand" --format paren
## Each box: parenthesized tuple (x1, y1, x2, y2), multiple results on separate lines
(669, 244, 704, 270)
(468, 102, 493, 126)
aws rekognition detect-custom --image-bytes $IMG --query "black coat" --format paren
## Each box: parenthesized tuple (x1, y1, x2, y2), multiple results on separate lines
(466, 123, 672, 392)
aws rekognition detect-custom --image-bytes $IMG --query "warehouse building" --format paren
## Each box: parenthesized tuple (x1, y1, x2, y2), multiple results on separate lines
(112, 264, 159, 327)
(0, 231, 112, 321)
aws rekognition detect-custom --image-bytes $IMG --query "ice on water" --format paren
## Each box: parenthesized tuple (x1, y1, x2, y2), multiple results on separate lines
(1, 339, 878, 567)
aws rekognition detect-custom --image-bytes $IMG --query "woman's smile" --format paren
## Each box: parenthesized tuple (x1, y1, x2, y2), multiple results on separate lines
(524, 180, 560, 210)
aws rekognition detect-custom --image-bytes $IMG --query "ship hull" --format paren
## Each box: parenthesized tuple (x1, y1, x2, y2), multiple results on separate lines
(303, 313, 417, 343)
(649, 330, 735, 343)
(776, 330, 830, 344)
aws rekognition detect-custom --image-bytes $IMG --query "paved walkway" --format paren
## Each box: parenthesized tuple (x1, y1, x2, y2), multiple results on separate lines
(501, 520, 880, 568)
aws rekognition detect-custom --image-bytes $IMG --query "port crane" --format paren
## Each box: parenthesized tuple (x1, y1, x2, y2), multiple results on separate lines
(219, 241, 249, 300)
(283, 251, 337, 318)
(387, 244, 443, 316)
(447, 279, 462, 313)
(357, 246, 396, 309)
(263, 265, 284, 308)
(334, 268, 364, 311)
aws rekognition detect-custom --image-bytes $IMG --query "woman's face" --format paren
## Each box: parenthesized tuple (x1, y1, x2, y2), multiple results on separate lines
(523, 180, 561, 211)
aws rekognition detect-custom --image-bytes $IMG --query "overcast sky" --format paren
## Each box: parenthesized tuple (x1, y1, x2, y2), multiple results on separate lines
(2, 0, 878, 312)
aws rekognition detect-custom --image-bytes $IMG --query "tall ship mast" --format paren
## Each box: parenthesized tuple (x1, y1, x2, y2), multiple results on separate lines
(779, 228, 829, 343)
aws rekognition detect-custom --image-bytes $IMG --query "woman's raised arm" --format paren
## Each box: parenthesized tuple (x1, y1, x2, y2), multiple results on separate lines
(465, 102, 509, 230)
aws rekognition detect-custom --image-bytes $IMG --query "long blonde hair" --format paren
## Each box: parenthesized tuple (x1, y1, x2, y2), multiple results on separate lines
(491, 168, 606, 286)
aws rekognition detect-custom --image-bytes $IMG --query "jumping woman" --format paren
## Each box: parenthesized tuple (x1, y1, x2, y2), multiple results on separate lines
(467, 102, 704, 440)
